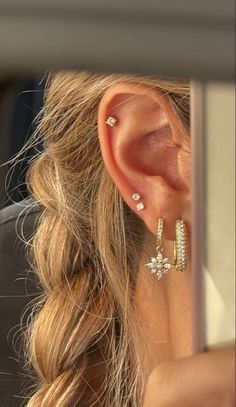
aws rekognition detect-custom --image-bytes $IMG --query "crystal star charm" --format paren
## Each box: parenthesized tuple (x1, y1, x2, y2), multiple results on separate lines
(145, 249, 174, 280)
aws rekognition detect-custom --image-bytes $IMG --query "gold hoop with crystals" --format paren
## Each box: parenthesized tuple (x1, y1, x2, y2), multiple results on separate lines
(145, 218, 188, 279)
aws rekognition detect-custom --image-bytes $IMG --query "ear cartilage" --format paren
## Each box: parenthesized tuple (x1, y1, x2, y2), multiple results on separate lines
(106, 116, 118, 127)
(136, 202, 145, 211)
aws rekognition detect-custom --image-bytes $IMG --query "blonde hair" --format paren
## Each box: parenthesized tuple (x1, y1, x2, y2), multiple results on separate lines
(24, 71, 190, 406)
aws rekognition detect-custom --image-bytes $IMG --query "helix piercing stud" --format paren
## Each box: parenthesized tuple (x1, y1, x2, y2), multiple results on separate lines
(106, 116, 118, 127)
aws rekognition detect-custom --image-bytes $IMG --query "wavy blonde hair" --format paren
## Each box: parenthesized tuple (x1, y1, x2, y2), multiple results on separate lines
(24, 71, 190, 407)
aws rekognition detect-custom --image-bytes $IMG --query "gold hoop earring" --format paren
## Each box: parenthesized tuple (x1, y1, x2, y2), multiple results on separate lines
(145, 218, 188, 279)
(174, 219, 188, 272)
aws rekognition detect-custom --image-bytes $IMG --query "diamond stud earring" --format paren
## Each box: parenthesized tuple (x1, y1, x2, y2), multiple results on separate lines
(106, 116, 118, 127)
(132, 193, 144, 211)
(132, 193, 141, 201)
(137, 202, 145, 211)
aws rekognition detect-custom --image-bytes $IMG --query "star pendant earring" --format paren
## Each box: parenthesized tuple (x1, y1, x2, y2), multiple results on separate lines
(145, 218, 188, 279)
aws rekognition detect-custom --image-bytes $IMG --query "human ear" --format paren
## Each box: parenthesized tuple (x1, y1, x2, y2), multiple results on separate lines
(97, 82, 191, 240)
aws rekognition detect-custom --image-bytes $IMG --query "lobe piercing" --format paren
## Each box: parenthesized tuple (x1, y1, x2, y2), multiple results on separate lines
(145, 218, 188, 279)
(132, 193, 141, 201)
(137, 202, 145, 211)
(106, 116, 118, 127)
(132, 193, 145, 211)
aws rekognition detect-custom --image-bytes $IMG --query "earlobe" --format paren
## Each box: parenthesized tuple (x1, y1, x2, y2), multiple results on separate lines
(97, 83, 191, 239)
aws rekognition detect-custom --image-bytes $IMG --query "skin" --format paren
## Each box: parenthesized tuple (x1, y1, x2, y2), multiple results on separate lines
(97, 82, 235, 406)
(136, 256, 235, 406)
(142, 348, 235, 407)
(134, 250, 193, 372)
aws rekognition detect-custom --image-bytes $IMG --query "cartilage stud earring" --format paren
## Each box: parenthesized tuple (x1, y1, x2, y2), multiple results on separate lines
(106, 116, 117, 127)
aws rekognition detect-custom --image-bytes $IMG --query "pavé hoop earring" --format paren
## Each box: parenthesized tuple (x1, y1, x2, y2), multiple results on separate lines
(145, 218, 187, 279)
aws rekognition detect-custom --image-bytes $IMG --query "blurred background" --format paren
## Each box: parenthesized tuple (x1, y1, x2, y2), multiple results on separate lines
(0, 77, 44, 209)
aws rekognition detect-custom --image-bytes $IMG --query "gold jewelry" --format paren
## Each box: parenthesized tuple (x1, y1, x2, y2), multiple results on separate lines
(174, 219, 188, 272)
(145, 218, 187, 279)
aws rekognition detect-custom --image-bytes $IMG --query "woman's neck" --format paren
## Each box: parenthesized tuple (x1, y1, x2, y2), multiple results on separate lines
(134, 242, 193, 375)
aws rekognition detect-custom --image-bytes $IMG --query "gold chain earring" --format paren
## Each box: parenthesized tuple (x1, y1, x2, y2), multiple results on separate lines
(145, 218, 188, 279)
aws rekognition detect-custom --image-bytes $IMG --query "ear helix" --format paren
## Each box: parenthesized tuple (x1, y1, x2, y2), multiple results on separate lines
(105, 116, 145, 209)
(105, 116, 145, 210)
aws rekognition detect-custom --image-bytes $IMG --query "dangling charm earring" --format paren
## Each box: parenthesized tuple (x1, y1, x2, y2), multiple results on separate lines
(145, 218, 174, 279)
(145, 218, 188, 279)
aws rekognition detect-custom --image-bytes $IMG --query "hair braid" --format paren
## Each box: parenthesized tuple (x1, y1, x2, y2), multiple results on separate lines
(23, 71, 190, 406)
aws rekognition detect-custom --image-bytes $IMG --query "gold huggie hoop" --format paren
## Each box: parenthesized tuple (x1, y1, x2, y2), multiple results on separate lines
(145, 218, 188, 279)
(174, 219, 188, 272)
